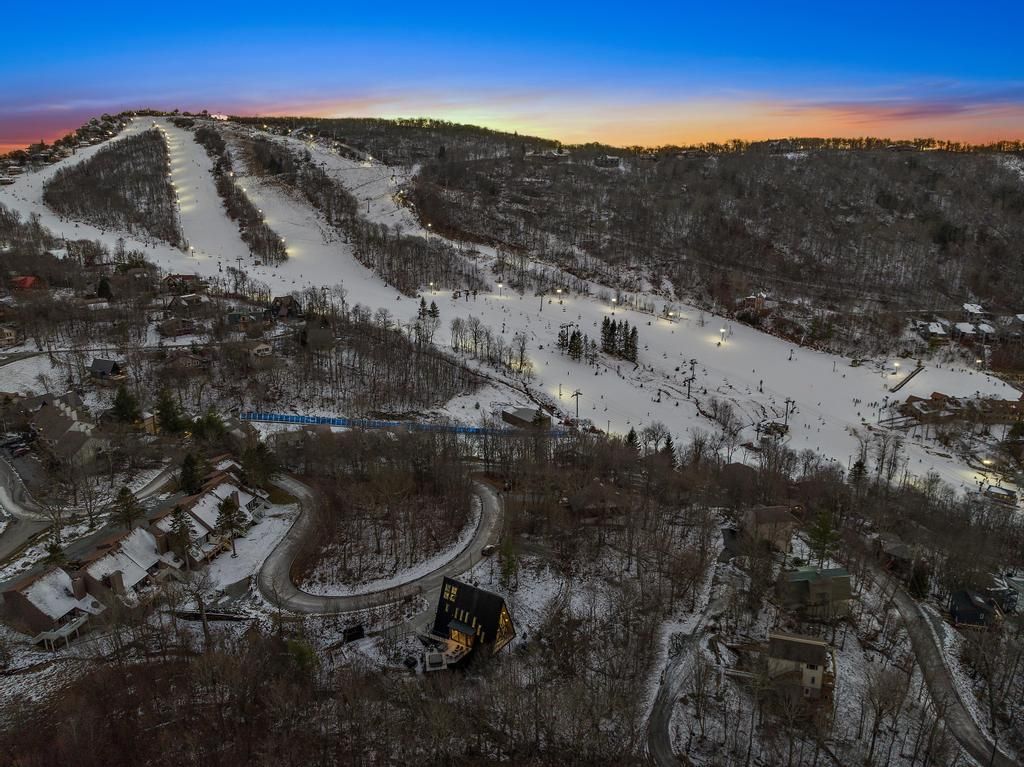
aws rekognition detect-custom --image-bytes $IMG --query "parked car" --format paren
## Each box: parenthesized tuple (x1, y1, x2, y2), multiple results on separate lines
(481, 544, 498, 557)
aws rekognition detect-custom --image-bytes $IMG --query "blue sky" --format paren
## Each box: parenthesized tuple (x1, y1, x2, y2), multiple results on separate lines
(2, 1, 1022, 149)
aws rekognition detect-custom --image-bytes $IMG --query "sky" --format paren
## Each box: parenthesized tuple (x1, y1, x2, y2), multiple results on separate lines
(2, 1, 1023, 152)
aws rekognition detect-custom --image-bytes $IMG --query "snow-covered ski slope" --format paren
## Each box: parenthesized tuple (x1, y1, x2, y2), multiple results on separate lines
(0, 119, 1013, 494)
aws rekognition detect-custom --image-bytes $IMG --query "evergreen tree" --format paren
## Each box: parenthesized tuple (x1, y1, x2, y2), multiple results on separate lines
(192, 410, 225, 443)
(568, 330, 583, 361)
(627, 326, 639, 362)
(660, 434, 677, 468)
(112, 384, 140, 423)
(169, 505, 194, 567)
(155, 389, 184, 434)
(96, 276, 112, 300)
(808, 510, 840, 567)
(626, 427, 640, 453)
(601, 316, 613, 353)
(586, 338, 598, 365)
(114, 486, 142, 530)
(557, 325, 569, 351)
(606, 319, 618, 354)
(428, 301, 440, 319)
(242, 442, 279, 487)
(418, 297, 427, 318)
(216, 495, 245, 557)
(179, 453, 202, 495)
(43, 538, 66, 566)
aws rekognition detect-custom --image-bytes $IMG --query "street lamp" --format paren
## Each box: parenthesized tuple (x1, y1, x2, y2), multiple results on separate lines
(497, 282, 503, 297)
(611, 297, 617, 314)
(720, 327, 727, 343)
(893, 361, 900, 376)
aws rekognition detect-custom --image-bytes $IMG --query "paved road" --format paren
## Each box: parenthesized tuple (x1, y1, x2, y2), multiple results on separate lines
(257, 475, 503, 614)
(883, 573, 1017, 767)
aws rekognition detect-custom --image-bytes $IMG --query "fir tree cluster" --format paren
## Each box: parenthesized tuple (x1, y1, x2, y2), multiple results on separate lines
(600, 317, 639, 363)
(417, 297, 441, 319)
(557, 325, 598, 364)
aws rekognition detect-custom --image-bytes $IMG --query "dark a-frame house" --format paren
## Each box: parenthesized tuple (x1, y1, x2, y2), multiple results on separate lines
(432, 577, 515, 655)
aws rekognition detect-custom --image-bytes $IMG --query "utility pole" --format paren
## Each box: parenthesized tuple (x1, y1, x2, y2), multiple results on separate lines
(572, 389, 582, 419)
(784, 397, 794, 427)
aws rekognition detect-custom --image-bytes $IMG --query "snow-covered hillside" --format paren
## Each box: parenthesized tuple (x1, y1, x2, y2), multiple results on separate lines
(1, 118, 1013, 495)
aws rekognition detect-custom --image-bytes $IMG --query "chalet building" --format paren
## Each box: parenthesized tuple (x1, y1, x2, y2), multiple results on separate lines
(31, 394, 104, 467)
(782, 567, 852, 619)
(89, 358, 127, 382)
(742, 505, 799, 553)
(501, 406, 552, 430)
(594, 154, 621, 168)
(78, 527, 182, 601)
(949, 590, 1000, 628)
(962, 303, 986, 321)
(431, 578, 515, 662)
(158, 317, 197, 337)
(874, 533, 916, 578)
(168, 293, 212, 318)
(899, 392, 1024, 427)
(2, 567, 106, 649)
(270, 295, 303, 319)
(0, 326, 17, 346)
(766, 632, 833, 700)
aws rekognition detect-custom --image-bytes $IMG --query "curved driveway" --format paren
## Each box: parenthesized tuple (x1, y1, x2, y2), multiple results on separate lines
(257, 475, 503, 614)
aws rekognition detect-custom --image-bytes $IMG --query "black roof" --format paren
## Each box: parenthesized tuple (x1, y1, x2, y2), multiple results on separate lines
(950, 590, 994, 621)
(90, 358, 120, 375)
(432, 577, 510, 644)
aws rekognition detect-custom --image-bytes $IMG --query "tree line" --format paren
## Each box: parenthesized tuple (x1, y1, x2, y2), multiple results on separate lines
(43, 129, 183, 247)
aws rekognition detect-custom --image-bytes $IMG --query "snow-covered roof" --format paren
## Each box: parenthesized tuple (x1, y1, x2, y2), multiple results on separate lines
(954, 322, 976, 334)
(978, 323, 996, 334)
(188, 482, 254, 532)
(85, 528, 161, 591)
(963, 303, 984, 315)
(927, 322, 946, 336)
(20, 568, 104, 620)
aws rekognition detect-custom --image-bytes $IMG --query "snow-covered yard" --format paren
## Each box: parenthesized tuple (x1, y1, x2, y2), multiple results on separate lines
(205, 502, 299, 590)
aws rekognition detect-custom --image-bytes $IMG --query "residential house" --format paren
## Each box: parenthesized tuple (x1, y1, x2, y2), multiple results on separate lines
(2, 567, 106, 648)
(963, 303, 986, 321)
(31, 394, 103, 466)
(168, 293, 212, 318)
(949, 590, 1000, 628)
(89, 358, 126, 382)
(430, 578, 515, 664)
(160, 349, 210, 373)
(270, 295, 302, 319)
(766, 632, 833, 700)
(742, 505, 799, 553)
(0, 326, 16, 346)
(782, 567, 852, 619)
(875, 533, 916, 578)
(79, 527, 182, 601)
(952, 322, 977, 342)
(157, 317, 196, 337)
(594, 154, 621, 168)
